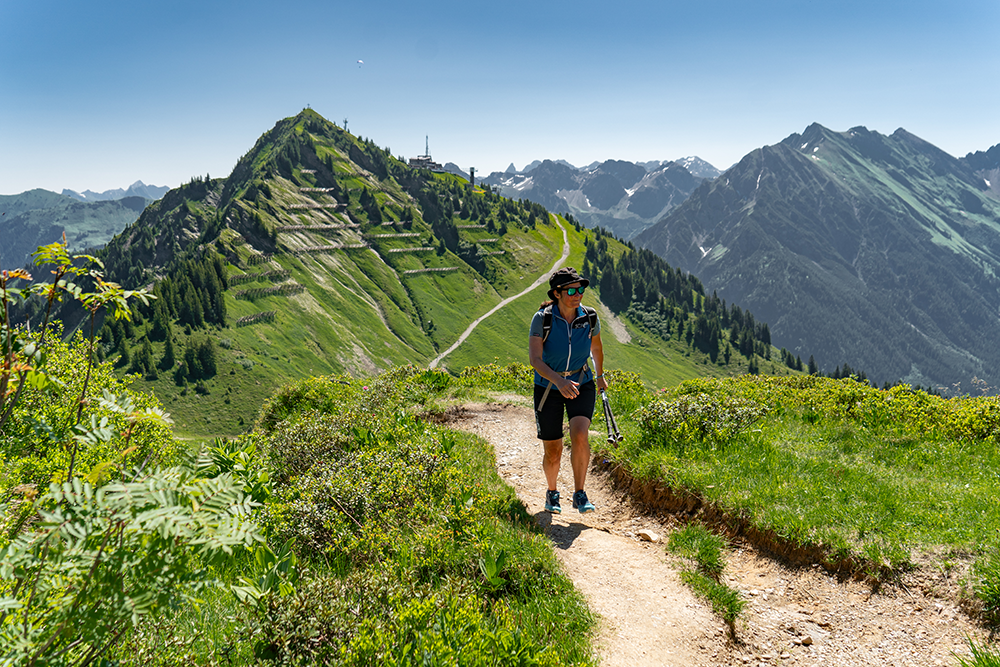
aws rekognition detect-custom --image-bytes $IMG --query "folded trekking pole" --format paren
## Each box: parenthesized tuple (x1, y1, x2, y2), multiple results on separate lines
(600, 389, 623, 446)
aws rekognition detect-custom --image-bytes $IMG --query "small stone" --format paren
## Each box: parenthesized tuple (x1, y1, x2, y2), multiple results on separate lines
(801, 635, 813, 646)
(638, 529, 660, 543)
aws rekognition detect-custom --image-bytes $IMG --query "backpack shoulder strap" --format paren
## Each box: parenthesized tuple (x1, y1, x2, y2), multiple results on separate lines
(583, 306, 598, 338)
(541, 304, 554, 343)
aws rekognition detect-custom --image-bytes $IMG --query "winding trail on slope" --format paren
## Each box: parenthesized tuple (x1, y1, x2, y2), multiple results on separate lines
(428, 216, 570, 369)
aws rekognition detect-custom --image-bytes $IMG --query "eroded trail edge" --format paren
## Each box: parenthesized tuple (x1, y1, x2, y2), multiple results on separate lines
(447, 401, 985, 667)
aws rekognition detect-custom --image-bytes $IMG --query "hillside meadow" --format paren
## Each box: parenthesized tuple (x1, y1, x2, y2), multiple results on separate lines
(4, 274, 1000, 665)
(4, 216, 1000, 665)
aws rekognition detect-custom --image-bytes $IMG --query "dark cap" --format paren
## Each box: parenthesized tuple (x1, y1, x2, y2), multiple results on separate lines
(547, 267, 590, 299)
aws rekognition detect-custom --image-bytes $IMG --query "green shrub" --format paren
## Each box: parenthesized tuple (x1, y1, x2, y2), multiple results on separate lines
(0, 465, 262, 665)
(254, 375, 357, 432)
(458, 362, 533, 391)
(637, 392, 769, 453)
(261, 437, 446, 563)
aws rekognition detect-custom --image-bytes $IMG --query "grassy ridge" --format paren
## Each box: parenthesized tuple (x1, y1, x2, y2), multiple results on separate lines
(600, 373, 1000, 611)
(90, 110, 798, 438)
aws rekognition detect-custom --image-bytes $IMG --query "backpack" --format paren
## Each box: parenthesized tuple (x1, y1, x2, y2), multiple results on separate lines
(540, 304, 598, 343)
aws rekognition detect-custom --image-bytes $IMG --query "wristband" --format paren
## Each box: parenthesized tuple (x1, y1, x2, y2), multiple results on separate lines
(595, 373, 604, 379)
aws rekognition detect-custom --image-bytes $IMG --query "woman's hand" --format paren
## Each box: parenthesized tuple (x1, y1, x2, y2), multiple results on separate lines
(558, 377, 580, 398)
(596, 375, 608, 391)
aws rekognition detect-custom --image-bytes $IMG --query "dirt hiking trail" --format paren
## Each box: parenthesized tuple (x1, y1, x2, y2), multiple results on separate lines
(447, 401, 986, 667)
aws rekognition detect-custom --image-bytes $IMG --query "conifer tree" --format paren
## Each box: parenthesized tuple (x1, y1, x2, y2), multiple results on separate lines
(183, 345, 201, 380)
(160, 334, 176, 371)
(130, 337, 155, 378)
(118, 338, 131, 368)
(197, 338, 218, 378)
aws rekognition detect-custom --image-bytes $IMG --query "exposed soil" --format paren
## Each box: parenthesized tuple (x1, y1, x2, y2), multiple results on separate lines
(446, 401, 987, 667)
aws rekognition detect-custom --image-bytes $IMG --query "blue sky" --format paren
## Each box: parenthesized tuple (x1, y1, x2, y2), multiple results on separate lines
(1, 0, 998, 195)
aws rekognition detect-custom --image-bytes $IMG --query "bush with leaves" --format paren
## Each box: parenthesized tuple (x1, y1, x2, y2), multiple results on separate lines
(637, 392, 769, 453)
(0, 463, 263, 666)
(238, 366, 595, 666)
(0, 240, 249, 665)
(0, 326, 179, 491)
(0, 240, 176, 492)
(260, 414, 447, 563)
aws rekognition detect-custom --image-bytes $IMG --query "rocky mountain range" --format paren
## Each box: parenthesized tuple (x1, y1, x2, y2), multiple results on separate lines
(62, 180, 170, 202)
(635, 123, 1000, 390)
(482, 157, 721, 239)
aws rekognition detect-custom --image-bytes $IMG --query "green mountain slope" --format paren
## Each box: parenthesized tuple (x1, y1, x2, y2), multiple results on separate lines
(67, 110, 798, 436)
(0, 189, 149, 269)
(635, 123, 1000, 389)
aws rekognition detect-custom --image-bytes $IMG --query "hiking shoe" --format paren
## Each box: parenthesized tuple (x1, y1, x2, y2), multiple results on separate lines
(544, 489, 561, 514)
(572, 490, 596, 513)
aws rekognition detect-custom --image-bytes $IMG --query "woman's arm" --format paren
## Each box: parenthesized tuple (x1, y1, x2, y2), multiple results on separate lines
(529, 335, 580, 398)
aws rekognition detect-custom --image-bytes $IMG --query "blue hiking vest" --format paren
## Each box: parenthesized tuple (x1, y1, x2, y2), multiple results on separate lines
(529, 304, 600, 387)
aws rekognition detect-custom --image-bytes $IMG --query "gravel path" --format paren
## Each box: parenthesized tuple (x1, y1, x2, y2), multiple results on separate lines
(447, 401, 987, 667)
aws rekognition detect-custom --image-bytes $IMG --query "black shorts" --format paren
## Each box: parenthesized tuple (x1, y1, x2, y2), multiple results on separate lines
(534, 380, 596, 441)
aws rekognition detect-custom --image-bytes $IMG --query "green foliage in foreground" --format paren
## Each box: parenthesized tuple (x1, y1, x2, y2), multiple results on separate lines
(0, 467, 261, 665)
(958, 638, 1000, 667)
(115, 365, 595, 666)
(606, 373, 1000, 615)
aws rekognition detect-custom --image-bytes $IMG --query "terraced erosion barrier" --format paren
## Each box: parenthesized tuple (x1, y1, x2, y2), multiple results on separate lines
(292, 243, 368, 255)
(228, 269, 292, 285)
(236, 311, 276, 326)
(233, 283, 306, 299)
(275, 224, 359, 232)
(403, 267, 459, 274)
(245, 253, 274, 266)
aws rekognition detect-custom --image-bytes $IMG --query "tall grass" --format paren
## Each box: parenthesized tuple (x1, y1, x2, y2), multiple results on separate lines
(604, 374, 1000, 614)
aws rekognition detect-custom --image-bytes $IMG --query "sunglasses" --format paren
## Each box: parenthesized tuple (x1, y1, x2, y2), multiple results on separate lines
(559, 286, 586, 296)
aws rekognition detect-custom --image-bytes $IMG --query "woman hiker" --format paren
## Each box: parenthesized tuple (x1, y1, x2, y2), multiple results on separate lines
(528, 267, 607, 514)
